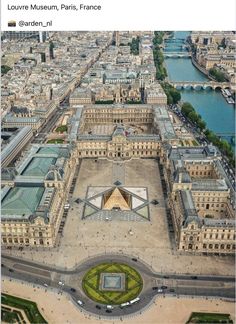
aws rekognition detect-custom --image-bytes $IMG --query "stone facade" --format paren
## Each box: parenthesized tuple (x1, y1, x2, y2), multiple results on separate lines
(164, 146, 235, 255)
(1, 145, 76, 248)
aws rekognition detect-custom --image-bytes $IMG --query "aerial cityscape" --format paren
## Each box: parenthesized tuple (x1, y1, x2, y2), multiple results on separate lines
(1, 31, 235, 324)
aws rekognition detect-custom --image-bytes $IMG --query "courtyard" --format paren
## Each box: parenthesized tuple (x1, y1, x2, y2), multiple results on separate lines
(3, 158, 235, 277)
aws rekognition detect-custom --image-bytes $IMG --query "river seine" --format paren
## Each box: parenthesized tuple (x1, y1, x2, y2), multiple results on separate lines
(164, 31, 235, 148)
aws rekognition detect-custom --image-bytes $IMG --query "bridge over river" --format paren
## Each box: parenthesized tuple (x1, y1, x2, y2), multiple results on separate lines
(164, 52, 191, 58)
(170, 81, 231, 90)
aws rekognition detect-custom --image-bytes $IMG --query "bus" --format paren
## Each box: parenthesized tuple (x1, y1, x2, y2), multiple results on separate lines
(120, 302, 130, 308)
(129, 297, 140, 305)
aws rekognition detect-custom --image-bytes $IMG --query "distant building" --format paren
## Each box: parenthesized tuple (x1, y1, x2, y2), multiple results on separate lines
(69, 88, 93, 105)
(2, 114, 43, 130)
(68, 103, 178, 160)
(3, 31, 47, 41)
(1, 126, 33, 168)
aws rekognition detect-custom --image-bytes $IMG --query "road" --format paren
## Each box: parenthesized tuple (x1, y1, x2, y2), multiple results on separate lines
(32, 107, 66, 144)
(2, 254, 235, 318)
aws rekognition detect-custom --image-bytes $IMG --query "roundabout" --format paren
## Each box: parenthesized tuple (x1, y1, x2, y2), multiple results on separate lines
(2, 253, 234, 319)
(82, 262, 143, 305)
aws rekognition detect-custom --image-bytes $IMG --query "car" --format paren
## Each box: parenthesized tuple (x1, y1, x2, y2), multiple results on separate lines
(131, 258, 138, 262)
(58, 281, 64, 285)
(70, 288, 76, 292)
(44, 283, 48, 287)
(191, 276, 198, 280)
(157, 289, 163, 293)
(161, 286, 168, 289)
(169, 289, 175, 292)
(106, 305, 114, 310)
(163, 276, 169, 279)
(77, 300, 84, 306)
(106, 309, 112, 313)
(152, 286, 158, 290)
(95, 305, 101, 309)
(8, 269, 14, 272)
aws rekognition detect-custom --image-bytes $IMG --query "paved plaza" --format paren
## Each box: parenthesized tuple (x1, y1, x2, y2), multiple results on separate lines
(3, 158, 235, 276)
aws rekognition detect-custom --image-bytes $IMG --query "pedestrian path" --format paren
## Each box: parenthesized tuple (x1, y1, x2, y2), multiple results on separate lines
(112, 162, 125, 184)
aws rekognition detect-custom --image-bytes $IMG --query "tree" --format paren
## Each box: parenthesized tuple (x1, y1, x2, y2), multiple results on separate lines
(188, 111, 199, 123)
(169, 88, 181, 104)
(1, 65, 11, 75)
(209, 68, 227, 82)
(181, 102, 194, 116)
(197, 119, 206, 130)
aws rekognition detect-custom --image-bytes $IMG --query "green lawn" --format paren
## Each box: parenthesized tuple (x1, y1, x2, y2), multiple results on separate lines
(47, 139, 64, 144)
(55, 125, 67, 133)
(1, 308, 22, 323)
(186, 312, 233, 323)
(1, 294, 47, 324)
(82, 262, 143, 305)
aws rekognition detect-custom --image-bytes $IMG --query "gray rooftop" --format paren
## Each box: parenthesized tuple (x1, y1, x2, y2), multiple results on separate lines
(192, 179, 228, 191)
(1, 127, 32, 164)
(203, 218, 235, 228)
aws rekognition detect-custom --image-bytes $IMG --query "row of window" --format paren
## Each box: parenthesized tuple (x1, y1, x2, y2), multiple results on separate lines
(203, 233, 235, 240)
(2, 238, 29, 244)
(190, 171, 212, 176)
(2, 237, 51, 245)
(196, 204, 224, 209)
(182, 243, 235, 250)
(183, 233, 235, 241)
(203, 243, 235, 249)
(186, 165, 212, 170)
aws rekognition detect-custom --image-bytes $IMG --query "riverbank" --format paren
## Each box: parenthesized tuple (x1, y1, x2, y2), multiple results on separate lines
(163, 31, 235, 151)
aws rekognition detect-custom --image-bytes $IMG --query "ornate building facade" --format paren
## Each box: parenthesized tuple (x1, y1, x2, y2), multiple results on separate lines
(1, 144, 76, 247)
(163, 145, 235, 255)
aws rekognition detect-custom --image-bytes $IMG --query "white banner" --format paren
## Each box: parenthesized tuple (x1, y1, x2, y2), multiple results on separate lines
(1, 0, 236, 31)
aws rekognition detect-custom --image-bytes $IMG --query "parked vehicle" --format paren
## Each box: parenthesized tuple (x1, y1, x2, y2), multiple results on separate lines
(191, 276, 198, 280)
(161, 286, 168, 289)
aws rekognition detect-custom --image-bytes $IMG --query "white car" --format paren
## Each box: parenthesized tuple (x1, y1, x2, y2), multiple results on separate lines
(77, 300, 84, 306)
(157, 288, 163, 293)
(43, 283, 48, 287)
(106, 305, 114, 310)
